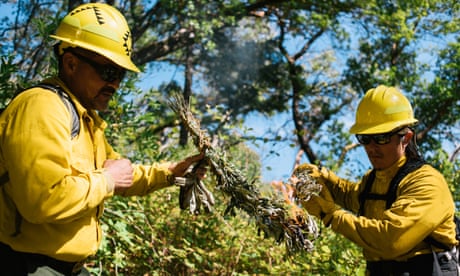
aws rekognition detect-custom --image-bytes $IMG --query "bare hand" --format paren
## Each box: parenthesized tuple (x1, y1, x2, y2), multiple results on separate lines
(103, 158, 134, 194)
(169, 153, 206, 178)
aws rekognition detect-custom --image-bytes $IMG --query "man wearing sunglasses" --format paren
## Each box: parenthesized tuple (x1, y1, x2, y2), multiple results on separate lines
(0, 3, 206, 275)
(299, 85, 458, 275)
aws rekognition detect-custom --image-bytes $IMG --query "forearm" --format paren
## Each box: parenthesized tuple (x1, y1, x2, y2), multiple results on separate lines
(322, 170, 361, 213)
(120, 162, 174, 196)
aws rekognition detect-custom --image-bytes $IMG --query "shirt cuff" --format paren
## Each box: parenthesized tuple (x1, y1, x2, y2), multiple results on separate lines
(103, 170, 115, 195)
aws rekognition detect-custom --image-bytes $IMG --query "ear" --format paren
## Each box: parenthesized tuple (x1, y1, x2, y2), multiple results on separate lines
(62, 52, 78, 74)
(402, 131, 413, 145)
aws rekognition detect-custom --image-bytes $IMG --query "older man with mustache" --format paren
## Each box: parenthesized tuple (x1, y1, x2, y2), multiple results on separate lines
(0, 3, 205, 275)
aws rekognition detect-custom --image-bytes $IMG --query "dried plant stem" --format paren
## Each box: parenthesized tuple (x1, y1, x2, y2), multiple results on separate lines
(168, 93, 319, 254)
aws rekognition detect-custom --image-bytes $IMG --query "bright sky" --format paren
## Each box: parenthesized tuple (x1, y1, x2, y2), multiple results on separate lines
(4, 3, 456, 184)
(139, 63, 305, 182)
(243, 112, 299, 182)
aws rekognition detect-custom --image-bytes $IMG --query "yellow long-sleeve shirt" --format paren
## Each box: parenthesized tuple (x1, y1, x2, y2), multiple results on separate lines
(325, 156, 457, 261)
(0, 77, 174, 262)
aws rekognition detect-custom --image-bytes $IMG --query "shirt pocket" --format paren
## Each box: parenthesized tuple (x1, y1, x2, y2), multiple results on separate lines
(70, 150, 94, 175)
(70, 133, 95, 174)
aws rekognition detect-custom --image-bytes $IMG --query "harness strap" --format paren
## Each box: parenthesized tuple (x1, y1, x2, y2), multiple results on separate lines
(0, 83, 80, 237)
(358, 158, 456, 251)
(0, 172, 9, 187)
(34, 83, 80, 139)
(358, 158, 425, 216)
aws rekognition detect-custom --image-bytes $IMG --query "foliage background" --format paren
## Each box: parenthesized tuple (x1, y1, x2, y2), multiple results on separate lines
(1, 0, 459, 275)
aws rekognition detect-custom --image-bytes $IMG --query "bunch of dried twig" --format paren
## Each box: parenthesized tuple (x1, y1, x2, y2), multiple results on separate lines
(168, 93, 321, 254)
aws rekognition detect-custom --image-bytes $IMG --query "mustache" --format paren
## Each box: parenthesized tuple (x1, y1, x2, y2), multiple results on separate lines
(99, 86, 116, 95)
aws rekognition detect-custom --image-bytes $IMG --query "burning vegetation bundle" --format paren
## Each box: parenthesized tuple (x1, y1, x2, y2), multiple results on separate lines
(168, 94, 322, 254)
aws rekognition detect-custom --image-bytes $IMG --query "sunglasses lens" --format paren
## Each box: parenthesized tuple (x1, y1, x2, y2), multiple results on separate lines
(118, 70, 126, 81)
(373, 134, 390, 145)
(100, 67, 126, 82)
(356, 133, 394, 145)
(70, 51, 126, 83)
(356, 135, 371, 145)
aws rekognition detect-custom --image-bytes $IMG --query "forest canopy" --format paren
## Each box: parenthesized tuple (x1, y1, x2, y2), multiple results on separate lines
(1, 0, 459, 274)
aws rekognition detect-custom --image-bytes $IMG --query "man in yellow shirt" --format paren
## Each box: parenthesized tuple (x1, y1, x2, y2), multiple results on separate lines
(300, 85, 458, 275)
(0, 3, 205, 275)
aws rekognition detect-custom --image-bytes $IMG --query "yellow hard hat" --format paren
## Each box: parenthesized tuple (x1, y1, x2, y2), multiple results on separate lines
(50, 3, 140, 73)
(349, 85, 418, 134)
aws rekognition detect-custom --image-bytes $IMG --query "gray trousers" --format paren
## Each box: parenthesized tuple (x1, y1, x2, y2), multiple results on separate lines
(0, 242, 90, 276)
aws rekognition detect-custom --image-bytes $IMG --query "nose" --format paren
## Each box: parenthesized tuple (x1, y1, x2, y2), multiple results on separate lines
(107, 79, 121, 89)
(364, 141, 380, 154)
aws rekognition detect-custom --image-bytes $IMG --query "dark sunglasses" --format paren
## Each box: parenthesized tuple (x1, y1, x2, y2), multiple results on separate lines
(356, 129, 405, 145)
(69, 51, 126, 83)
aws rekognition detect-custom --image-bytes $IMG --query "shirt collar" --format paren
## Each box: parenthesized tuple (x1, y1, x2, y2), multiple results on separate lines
(375, 155, 407, 180)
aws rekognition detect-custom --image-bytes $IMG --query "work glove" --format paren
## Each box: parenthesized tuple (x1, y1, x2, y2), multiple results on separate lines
(175, 163, 215, 214)
(301, 186, 338, 226)
(293, 163, 340, 190)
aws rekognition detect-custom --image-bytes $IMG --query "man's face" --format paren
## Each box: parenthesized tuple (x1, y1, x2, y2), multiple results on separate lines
(362, 132, 410, 170)
(61, 49, 126, 111)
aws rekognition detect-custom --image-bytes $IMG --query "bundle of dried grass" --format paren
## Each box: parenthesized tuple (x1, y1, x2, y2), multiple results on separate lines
(168, 94, 321, 254)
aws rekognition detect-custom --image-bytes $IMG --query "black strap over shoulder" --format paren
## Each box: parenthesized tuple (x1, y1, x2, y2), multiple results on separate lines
(358, 170, 377, 216)
(0, 83, 80, 237)
(33, 83, 80, 139)
(0, 83, 80, 184)
(358, 158, 425, 216)
(358, 158, 458, 251)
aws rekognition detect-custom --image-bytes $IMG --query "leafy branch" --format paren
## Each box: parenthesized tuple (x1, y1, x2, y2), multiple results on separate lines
(168, 93, 320, 255)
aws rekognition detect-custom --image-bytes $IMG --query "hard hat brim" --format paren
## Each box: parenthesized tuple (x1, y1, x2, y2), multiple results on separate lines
(50, 35, 141, 73)
(349, 118, 418, 134)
